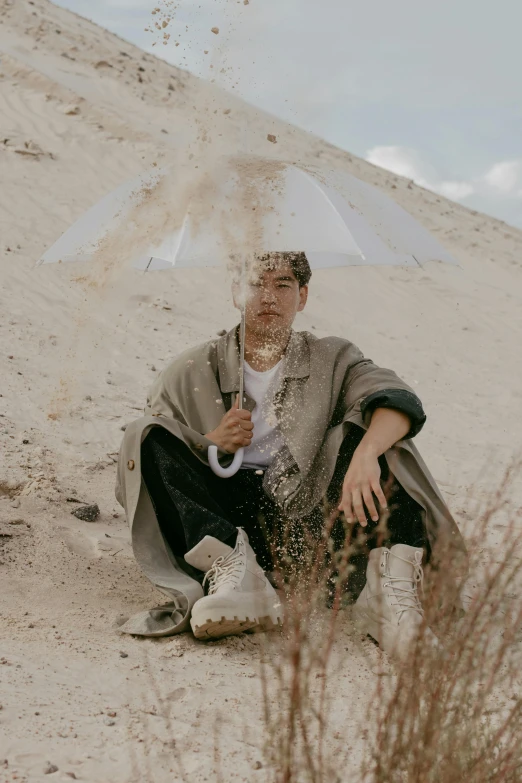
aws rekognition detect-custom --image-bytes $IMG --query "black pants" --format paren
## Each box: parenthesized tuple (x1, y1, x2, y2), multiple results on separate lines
(141, 427, 427, 579)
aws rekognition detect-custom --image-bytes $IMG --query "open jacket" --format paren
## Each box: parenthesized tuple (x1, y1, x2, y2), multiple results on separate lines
(116, 327, 466, 636)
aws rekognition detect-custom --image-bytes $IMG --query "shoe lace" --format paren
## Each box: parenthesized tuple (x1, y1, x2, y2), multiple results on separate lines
(383, 549, 424, 622)
(203, 545, 245, 596)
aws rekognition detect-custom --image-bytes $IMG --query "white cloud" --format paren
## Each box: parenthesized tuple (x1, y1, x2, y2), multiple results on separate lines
(482, 160, 522, 195)
(435, 181, 475, 200)
(366, 146, 522, 214)
(366, 146, 475, 200)
(366, 146, 429, 184)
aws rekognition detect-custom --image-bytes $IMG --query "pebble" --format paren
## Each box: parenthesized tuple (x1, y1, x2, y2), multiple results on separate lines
(267, 134, 277, 144)
(211, 26, 219, 34)
(104, 717, 115, 726)
(10, 499, 20, 509)
(119, 651, 128, 658)
(71, 504, 100, 522)
(44, 762, 59, 774)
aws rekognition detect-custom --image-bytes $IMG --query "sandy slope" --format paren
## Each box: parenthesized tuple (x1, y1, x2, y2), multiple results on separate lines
(1, 0, 522, 780)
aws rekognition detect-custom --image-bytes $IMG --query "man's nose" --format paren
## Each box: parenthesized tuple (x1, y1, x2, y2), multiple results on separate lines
(260, 286, 276, 303)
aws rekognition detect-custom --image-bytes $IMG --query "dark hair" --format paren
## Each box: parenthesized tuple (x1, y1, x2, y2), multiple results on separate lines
(256, 251, 312, 288)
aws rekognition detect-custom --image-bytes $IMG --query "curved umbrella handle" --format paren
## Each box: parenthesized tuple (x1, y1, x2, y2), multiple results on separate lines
(208, 445, 244, 478)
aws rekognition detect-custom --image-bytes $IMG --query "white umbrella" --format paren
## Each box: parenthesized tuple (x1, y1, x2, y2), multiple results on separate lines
(38, 155, 458, 476)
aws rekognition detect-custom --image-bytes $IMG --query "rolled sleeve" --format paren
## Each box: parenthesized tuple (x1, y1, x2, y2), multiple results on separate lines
(360, 388, 426, 439)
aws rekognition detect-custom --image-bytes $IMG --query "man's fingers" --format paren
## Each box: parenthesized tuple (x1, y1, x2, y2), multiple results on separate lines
(362, 486, 379, 522)
(233, 432, 253, 442)
(351, 489, 367, 527)
(232, 431, 252, 445)
(340, 487, 366, 526)
(231, 409, 252, 421)
(338, 492, 354, 523)
(227, 418, 254, 432)
(372, 482, 388, 511)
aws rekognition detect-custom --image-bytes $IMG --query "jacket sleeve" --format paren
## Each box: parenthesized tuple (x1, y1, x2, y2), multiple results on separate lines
(343, 354, 426, 439)
(360, 389, 426, 439)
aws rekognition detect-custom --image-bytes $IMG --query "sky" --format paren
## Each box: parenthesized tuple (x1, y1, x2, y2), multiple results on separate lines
(55, 0, 522, 229)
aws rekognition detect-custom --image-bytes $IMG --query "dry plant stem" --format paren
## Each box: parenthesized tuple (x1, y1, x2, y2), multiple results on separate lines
(258, 467, 398, 782)
(142, 649, 190, 783)
(362, 460, 522, 783)
(213, 712, 225, 783)
(259, 509, 357, 782)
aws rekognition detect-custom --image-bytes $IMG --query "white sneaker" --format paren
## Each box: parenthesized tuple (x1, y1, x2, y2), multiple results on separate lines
(353, 543, 437, 659)
(185, 528, 283, 640)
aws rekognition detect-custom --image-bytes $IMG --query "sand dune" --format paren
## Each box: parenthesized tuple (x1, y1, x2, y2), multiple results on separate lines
(1, 0, 522, 779)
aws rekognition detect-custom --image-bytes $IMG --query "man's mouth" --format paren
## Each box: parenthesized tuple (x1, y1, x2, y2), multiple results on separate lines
(258, 311, 279, 317)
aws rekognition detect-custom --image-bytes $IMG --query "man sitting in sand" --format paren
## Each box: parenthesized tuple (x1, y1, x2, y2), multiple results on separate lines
(116, 252, 465, 655)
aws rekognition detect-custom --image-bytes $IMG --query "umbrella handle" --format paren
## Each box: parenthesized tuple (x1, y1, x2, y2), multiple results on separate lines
(208, 445, 244, 478)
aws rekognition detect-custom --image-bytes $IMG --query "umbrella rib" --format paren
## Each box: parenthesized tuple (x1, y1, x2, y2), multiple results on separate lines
(301, 170, 366, 260)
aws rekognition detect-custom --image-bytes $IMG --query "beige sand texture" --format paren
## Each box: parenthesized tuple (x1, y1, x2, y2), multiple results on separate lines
(1, 0, 522, 780)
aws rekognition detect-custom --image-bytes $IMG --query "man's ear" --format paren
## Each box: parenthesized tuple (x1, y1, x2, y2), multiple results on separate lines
(297, 285, 308, 312)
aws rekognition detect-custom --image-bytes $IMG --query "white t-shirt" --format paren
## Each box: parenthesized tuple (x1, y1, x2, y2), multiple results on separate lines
(241, 359, 285, 470)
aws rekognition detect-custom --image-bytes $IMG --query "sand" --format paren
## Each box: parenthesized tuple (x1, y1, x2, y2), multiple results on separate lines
(1, 0, 522, 780)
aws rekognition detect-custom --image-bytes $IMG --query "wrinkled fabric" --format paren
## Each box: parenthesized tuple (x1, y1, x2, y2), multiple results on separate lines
(116, 327, 467, 636)
(141, 426, 427, 569)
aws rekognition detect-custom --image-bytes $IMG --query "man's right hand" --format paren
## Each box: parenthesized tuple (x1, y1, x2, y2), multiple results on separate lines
(205, 397, 254, 453)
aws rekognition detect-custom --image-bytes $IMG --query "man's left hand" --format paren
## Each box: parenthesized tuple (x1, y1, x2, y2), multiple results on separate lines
(338, 446, 388, 527)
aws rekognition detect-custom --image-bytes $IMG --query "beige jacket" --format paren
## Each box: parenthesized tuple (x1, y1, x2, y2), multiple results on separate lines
(116, 327, 466, 636)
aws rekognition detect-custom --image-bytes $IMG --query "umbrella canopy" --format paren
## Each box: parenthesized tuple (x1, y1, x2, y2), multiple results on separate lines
(38, 156, 458, 272)
(39, 155, 458, 476)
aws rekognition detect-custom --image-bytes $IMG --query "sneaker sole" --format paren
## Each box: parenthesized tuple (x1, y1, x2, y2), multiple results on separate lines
(192, 613, 283, 640)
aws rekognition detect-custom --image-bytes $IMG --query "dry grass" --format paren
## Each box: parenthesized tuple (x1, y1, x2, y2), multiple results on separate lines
(258, 506, 358, 783)
(257, 465, 522, 783)
(361, 466, 522, 783)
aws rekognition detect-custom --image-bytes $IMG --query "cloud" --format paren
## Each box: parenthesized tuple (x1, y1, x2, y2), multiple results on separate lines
(482, 160, 522, 195)
(366, 146, 475, 200)
(366, 146, 522, 207)
(435, 181, 475, 200)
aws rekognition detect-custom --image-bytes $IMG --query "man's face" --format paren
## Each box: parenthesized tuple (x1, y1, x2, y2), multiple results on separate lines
(233, 263, 308, 337)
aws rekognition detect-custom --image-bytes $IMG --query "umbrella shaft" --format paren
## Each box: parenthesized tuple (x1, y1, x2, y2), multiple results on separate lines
(239, 307, 245, 411)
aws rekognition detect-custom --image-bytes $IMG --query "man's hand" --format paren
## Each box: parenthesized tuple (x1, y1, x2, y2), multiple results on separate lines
(338, 445, 388, 527)
(205, 397, 254, 454)
(338, 406, 411, 525)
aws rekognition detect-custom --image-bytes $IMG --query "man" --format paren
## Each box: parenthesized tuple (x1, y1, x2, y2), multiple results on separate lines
(116, 252, 466, 655)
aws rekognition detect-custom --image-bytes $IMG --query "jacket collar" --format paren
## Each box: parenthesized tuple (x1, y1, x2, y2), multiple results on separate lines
(217, 325, 310, 394)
